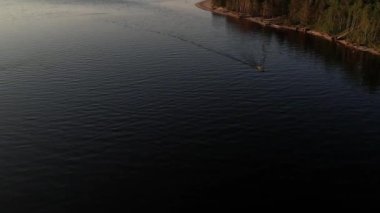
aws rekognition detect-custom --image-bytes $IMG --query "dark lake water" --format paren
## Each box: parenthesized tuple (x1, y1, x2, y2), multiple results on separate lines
(2, 0, 380, 210)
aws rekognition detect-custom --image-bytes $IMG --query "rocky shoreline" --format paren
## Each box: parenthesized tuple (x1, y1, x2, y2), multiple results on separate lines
(196, 0, 380, 57)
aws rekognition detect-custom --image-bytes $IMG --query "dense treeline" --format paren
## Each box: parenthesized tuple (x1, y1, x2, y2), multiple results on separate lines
(211, 0, 380, 50)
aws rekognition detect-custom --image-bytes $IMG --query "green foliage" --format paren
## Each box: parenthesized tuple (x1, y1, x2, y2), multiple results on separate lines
(212, 0, 380, 50)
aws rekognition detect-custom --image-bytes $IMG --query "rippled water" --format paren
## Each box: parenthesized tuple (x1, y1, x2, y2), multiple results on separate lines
(1, 0, 380, 211)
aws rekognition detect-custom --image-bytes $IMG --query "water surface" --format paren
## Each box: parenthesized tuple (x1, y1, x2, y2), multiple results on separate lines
(1, 0, 380, 211)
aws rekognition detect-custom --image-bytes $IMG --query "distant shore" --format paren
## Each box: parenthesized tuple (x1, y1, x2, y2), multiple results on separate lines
(196, 0, 380, 57)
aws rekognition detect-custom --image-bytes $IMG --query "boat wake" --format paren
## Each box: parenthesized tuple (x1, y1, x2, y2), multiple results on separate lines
(108, 20, 263, 70)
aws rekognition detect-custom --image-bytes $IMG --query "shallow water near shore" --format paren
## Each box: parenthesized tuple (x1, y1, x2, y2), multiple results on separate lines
(1, 0, 380, 210)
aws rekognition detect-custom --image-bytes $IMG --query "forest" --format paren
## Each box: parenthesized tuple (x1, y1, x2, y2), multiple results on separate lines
(211, 0, 380, 50)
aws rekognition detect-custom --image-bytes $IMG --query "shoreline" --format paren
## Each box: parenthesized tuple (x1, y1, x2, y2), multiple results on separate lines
(195, 0, 380, 57)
